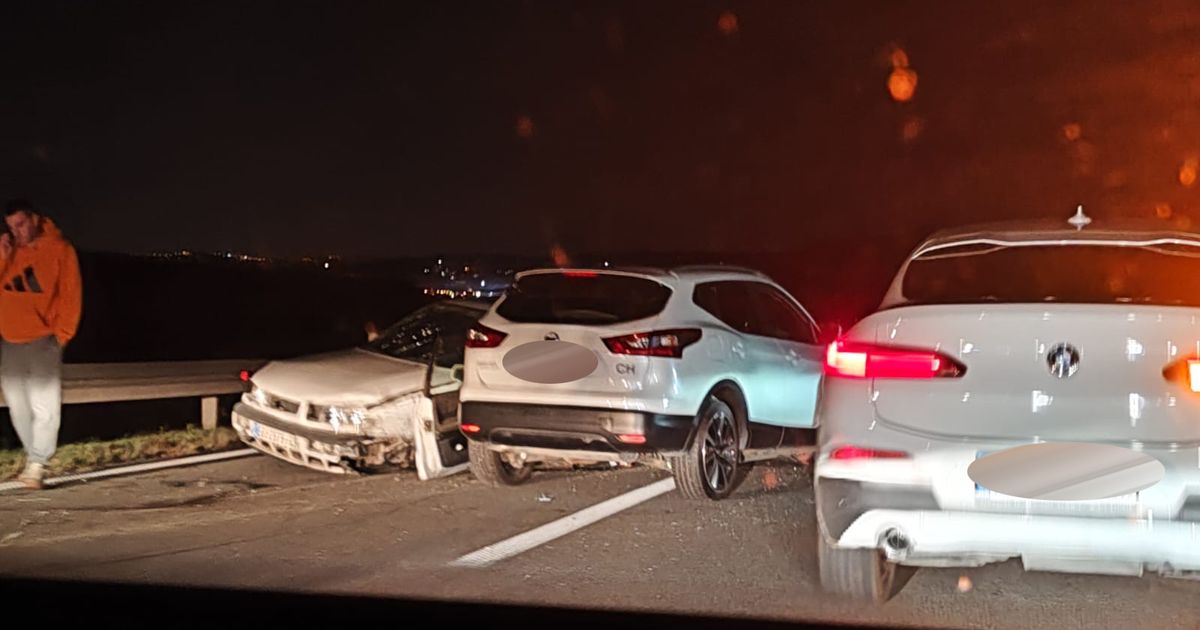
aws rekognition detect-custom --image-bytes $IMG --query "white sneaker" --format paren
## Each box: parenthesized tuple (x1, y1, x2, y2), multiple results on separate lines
(19, 462, 45, 490)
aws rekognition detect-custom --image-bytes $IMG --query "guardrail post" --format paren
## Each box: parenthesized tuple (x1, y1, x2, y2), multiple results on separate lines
(201, 396, 218, 430)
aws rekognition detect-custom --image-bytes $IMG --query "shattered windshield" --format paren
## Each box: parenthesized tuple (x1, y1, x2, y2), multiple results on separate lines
(367, 307, 479, 362)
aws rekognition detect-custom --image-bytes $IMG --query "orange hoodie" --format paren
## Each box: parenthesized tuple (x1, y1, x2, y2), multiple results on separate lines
(0, 219, 82, 346)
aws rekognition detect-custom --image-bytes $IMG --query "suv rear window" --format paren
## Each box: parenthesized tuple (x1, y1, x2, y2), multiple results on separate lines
(497, 273, 672, 325)
(900, 244, 1200, 307)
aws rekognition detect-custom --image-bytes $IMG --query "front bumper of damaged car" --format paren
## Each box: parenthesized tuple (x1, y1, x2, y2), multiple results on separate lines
(232, 397, 418, 474)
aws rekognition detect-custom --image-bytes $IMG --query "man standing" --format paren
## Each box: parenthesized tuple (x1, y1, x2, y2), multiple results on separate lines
(0, 199, 82, 489)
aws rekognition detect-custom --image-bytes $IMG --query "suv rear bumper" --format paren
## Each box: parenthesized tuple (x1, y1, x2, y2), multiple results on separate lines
(835, 508, 1200, 575)
(459, 401, 695, 455)
(816, 476, 1200, 576)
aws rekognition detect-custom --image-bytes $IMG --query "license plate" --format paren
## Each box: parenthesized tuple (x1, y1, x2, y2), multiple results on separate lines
(249, 420, 300, 450)
(972, 450, 1138, 507)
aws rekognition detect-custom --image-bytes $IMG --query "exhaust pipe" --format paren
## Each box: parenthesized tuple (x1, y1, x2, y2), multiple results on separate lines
(881, 528, 911, 561)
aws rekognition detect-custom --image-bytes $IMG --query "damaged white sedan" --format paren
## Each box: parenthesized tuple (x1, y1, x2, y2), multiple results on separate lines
(233, 300, 487, 479)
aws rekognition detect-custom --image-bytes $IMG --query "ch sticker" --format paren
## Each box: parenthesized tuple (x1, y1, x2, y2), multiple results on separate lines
(616, 363, 636, 375)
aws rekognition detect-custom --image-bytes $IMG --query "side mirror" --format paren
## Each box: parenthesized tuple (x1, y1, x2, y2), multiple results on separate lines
(452, 365, 465, 383)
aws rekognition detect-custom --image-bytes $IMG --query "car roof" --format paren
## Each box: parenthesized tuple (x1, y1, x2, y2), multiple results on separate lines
(880, 213, 1200, 309)
(515, 265, 772, 284)
(916, 217, 1200, 257)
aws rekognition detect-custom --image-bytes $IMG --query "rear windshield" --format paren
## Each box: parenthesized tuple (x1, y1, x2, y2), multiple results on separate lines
(496, 273, 672, 325)
(900, 244, 1200, 307)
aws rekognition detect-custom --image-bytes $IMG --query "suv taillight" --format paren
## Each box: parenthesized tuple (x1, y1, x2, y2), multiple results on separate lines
(825, 341, 965, 379)
(1161, 356, 1200, 392)
(466, 324, 507, 349)
(603, 328, 702, 358)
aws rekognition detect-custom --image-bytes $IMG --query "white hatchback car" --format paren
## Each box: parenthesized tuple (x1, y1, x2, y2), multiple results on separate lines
(234, 301, 487, 479)
(458, 266, 823, 499)
(815, 210, 1200, 601)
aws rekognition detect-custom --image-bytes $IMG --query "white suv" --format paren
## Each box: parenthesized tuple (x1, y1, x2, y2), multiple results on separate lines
(458, 266, 823, 499)
(815, 211, 1200, 601)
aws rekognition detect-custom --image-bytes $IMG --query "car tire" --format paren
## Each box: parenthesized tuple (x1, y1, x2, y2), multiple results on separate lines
(817, 533, 904, 603)
(468, 440, 532, 486)
(670, 397, 745, 500)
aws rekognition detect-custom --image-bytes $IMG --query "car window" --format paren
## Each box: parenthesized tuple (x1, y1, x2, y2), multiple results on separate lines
(693, 281, 755, 333)
(368, 307, 479, 363)
(745, 283, 817, 343)
(900, 244, 1200, 308)
(497, 272, 672, 325)
(433, 316, 473, 366)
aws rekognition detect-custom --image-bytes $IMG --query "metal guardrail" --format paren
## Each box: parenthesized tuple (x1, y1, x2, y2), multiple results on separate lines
(0, 359, 268, 429)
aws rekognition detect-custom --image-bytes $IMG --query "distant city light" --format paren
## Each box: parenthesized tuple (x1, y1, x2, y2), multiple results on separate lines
(480, 280, 486, 287)
(323, 262, 330, 269)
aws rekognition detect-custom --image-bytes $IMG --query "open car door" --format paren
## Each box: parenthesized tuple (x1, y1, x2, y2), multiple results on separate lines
(413, 334, 470, 480)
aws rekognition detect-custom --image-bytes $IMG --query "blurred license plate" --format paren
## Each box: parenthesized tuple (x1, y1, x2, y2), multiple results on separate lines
(972, 450, 1138, 507)
(249, 421, 299, 450)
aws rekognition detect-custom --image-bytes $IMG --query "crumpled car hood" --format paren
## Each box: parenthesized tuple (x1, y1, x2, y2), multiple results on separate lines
(251, 348, 427, 406)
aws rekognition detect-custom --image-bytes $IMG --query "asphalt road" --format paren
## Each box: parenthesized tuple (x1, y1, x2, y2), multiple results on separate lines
(0, 455, 1196, 629)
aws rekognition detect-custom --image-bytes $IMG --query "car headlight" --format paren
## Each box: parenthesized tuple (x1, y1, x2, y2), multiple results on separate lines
(327, 406, 366, 432)
(251, 385, 269, 406)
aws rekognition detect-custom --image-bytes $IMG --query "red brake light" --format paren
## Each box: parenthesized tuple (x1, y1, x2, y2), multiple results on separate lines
(466, 324, 507, 349)
(829, 446, 910, 461)
(562, 270, 598, 278)
(239, 370, 250, 382)
(461, 423, 482, 434)
(825, 341, 964, 379)
(603, 328, 702, 358)
(616, 434, 647, 445)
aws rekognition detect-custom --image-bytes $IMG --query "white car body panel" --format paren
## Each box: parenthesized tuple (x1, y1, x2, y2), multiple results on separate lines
(859, 304, 1200, 443)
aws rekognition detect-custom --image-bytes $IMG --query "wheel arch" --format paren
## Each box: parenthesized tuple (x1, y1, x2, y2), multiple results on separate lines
(685, 380, 749, 450)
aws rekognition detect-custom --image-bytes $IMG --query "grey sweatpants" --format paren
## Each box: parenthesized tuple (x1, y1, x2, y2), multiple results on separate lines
(2, 336, 62, 465)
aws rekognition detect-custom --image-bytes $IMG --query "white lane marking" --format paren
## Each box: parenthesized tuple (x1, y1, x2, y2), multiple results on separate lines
(451, 477, 676, 568)
(0, 448, 258, 493)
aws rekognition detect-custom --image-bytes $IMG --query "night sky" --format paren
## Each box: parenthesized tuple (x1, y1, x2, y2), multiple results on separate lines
(3, 1, 1198, 259)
